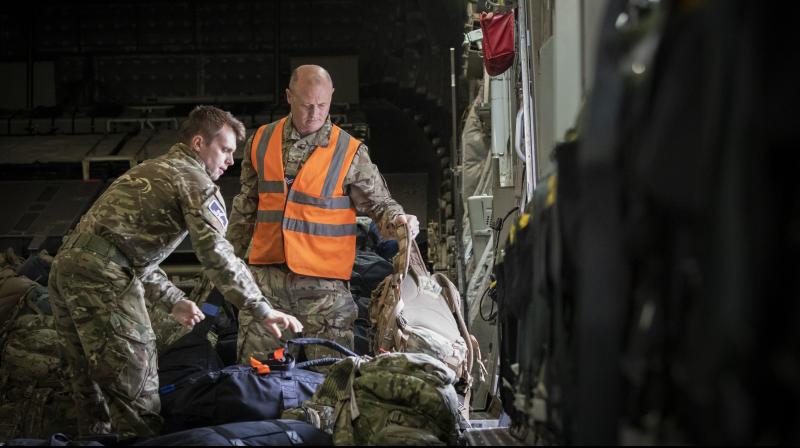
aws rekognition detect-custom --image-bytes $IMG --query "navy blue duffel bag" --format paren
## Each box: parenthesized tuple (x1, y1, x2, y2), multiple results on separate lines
(159, 338, 355, 434)
(135, 420, 330, 446)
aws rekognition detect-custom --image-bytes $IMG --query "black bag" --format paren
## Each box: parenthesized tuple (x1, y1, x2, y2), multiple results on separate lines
(350, 251, 393, 297)
(15, 254, 52, 287)
(134, 420, 330, 446)
(158, 292, 228, 388)
(352, 295, 372, 355)
(159, 338, 356, 434)
(158, 287, 243, 387)
(198, 287, 241, 366)
(349, 252, 391, 357)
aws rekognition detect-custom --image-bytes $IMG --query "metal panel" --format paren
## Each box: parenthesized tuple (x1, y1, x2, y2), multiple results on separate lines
(129, 129, 179, 161)
(554, 0, 583, 141)
(0, 134, 119, 164)
(0, 180, 104, 255)
(383, 172, 428, 229)
(581, 0, 610, 93)
(0, 63, 28, 110)
(117, 129, 157, 160)
(535, 37, 556, 178)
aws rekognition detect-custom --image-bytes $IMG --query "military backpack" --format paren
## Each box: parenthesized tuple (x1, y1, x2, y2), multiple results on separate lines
(369, 224, 485, 396)
(283, 351, 467, 445)
(0, 276, 77, 440)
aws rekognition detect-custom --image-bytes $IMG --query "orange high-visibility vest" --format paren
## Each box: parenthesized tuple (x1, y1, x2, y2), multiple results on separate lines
(248, 117, 361, 280)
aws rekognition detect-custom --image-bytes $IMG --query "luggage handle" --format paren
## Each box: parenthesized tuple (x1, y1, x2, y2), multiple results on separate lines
(393, 222, 428, 280)
(287, 338, 358, 358)
(189, 288, 227, 338)
(296, 357, 343, 370)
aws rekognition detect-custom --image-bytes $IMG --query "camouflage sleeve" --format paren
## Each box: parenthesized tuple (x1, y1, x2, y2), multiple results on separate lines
(183, 187, 272, 321)
(344, 144, 406, 239)
(226, 134, 258, 259)
(140, 267, 186, 313)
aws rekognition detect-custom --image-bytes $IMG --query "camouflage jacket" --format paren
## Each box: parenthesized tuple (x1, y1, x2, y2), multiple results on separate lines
(226, 114, 406, 260)
(71, 143, 272, 319)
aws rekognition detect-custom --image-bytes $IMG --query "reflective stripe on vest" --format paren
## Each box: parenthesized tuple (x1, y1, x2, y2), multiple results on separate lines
(248, 117, 360, 280)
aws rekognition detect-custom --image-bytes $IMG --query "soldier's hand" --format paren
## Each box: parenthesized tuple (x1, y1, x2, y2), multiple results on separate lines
(171, 299, 205, 327)
(261, 309, 304, 339)
(394, 214, 420, 239)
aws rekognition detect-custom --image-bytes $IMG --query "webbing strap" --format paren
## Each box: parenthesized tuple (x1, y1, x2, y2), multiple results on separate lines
(62, 233, 130, 268)
(287, 337, 358, 357)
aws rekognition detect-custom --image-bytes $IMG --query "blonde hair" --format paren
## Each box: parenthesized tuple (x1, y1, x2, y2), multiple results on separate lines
(179, 105, 246, 144)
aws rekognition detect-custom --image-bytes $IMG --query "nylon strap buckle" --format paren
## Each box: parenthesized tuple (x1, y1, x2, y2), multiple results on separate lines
(250, 357, 271, 375)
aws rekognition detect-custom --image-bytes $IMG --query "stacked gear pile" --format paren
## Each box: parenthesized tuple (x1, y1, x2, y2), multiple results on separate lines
(283, 351, 467, 445)
(0, 250, 79, 440)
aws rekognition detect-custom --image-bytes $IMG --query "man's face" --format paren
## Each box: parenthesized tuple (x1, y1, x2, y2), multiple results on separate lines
(194, 124, 236, 181)
(286, 81, 334, 136)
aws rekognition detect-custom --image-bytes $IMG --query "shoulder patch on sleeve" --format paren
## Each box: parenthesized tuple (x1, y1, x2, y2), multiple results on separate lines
(207, 198, 228, 228)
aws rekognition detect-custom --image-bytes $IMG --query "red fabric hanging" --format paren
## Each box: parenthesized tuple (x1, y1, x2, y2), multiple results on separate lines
(480, 11, 516, 76)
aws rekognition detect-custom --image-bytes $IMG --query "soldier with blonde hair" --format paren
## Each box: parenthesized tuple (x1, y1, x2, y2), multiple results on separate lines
(48, 106, 303, 438)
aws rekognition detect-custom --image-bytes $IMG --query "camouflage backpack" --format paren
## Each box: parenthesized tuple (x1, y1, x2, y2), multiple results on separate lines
(283, 352, 466, 445)
(370, 224, 485, 395)
(0, 250, 31, 328)
(0, 278, 78, 440)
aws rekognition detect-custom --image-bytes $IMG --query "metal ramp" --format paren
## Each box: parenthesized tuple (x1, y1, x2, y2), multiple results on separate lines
(465, 427, 528, 446)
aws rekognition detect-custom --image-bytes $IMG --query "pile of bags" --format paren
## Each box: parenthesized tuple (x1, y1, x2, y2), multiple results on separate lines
(0, 220, 482, 445)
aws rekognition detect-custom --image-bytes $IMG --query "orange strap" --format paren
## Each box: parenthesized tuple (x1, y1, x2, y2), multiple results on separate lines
(273, 347, 286, 362)
(250, 357, 271, 375)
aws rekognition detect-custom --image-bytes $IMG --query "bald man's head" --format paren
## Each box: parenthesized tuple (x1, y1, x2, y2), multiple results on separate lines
(289, 65, 333, 90)
(286, 65, 335, 136)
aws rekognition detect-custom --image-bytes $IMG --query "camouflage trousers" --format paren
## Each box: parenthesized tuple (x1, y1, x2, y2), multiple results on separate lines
(48, 248, 161, 438)
(238, 265, 356, 363)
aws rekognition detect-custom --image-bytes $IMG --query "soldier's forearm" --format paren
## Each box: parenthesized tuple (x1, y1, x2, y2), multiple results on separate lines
(227, 184, 258, 258)
(371, 201, 405, 239)
(141, 268, 186, 312)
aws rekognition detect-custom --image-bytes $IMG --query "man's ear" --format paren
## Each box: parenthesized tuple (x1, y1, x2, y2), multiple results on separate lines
(190, 134, 204, 152)
(286, 88, 293, 105)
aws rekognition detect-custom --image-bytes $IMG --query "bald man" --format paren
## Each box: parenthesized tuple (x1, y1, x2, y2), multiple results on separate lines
(227, 65, 419, 361)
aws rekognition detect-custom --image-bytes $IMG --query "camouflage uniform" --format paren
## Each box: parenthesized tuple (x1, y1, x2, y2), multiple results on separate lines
(48, 143, 273, 438)
(228, 115, 405, 362)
